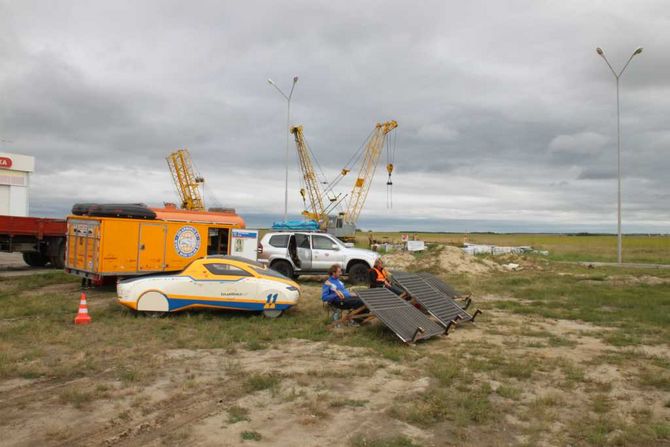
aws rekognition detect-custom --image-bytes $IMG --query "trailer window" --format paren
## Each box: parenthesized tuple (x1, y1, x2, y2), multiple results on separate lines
(208, 228, 230, 255)
(269, 234, 289, 248)
(204, 263, 251, 277)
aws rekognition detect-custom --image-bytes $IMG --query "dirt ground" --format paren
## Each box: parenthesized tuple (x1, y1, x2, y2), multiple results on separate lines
(2, 296, 669, 446)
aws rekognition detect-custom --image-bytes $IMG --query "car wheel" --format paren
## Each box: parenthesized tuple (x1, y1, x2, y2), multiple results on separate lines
(137, 291, 170, 314)
(348, 263, 369, 285)
(270, 260, 294, 278)
(291, 274, 300, 280)
(263, 309, 283, 318)
(144, 311, 168, 318)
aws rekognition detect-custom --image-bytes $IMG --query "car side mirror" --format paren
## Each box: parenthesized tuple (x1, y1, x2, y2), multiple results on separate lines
(331, 244, 340, 250)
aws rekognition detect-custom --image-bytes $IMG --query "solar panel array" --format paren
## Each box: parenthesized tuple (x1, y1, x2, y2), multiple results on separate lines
(356, 288, 445, 343)
(392, 272, 474, 327)
(416, 272, 472, 309)
(416, 272, 464, 298)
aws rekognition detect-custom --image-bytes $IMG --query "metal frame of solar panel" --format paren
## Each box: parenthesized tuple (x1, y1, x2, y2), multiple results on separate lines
(356, 288, 445, 343)
(391, 272, 481, 330)
(416, 272, 472, 310)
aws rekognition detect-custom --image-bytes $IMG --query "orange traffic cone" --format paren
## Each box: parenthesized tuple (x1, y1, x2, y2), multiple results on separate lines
(74, 292, 92, 325)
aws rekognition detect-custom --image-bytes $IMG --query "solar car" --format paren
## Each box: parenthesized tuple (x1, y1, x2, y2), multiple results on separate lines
(116, 256, 300, 318)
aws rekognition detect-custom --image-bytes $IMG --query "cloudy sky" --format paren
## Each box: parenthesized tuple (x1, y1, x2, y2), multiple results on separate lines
(0, 0, 668, 232)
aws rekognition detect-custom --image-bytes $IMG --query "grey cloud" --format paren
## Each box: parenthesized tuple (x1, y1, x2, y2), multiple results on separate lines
(577, 167, 617, 180)
(0, 0, 668, 232)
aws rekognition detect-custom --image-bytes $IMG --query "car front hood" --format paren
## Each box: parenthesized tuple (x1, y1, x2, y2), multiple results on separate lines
(345, 248, 379, 263)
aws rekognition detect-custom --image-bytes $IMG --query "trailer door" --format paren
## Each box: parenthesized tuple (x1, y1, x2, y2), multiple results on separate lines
(138, 223, 167, 271)
(66, 219, 101, 273)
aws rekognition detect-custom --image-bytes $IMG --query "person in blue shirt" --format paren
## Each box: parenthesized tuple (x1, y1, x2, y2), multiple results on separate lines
(322, 264, 364, 315)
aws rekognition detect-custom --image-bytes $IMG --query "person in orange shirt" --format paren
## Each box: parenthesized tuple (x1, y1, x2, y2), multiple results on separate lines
(368, 258, 404, 296)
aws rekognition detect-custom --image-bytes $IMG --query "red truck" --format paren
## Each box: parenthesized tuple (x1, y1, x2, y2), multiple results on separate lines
(0, 215, 67, 268)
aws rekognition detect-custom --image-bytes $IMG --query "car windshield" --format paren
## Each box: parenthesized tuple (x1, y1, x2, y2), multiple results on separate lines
(252, 266, 290, 280)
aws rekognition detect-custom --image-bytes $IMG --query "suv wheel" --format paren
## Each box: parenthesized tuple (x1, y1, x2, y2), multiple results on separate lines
(271, 260, 294, 279)
(348, 263, 369, 285)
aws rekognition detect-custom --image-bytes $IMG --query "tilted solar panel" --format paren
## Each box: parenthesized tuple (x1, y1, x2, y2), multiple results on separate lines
(415, 272, 472, 309)
(416, 272, 464, 298)
(391, 272, 478, 328)
(356, 288, 445, 343)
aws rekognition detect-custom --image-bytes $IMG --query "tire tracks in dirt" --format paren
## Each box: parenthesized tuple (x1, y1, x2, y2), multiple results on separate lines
(55, 380, 238, 447)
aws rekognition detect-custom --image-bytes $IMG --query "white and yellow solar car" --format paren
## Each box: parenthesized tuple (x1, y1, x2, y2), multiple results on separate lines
(117, 256, 300, 318)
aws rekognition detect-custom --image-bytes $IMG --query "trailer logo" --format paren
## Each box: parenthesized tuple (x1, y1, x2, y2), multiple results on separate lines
(174, 226, 200, 257)
(0, 157, 12, 168)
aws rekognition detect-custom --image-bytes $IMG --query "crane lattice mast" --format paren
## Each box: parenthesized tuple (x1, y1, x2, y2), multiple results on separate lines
(343, 120, 398, 225)
(166, 149, 205, 211)
(291, 126, 328, 225)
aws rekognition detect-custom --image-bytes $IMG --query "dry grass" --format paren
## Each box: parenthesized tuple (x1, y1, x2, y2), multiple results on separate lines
(1, 236, 669, 446)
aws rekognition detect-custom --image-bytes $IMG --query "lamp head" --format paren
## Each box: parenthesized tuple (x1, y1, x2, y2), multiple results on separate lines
(634, 47, 643, 55)
(596, 47, 604, 56)
(293, 76, 299, 83)
(267, 78, 275, 85)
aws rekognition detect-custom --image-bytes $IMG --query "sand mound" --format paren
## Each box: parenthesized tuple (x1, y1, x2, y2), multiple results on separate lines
(381, 245, 500, 274)
(381, 251, 414, 270)
(437, 245, 500, 274)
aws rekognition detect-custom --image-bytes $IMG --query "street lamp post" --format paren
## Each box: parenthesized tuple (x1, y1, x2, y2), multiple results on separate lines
(596, 47, 643, 264)
(268, 76, 299, 223)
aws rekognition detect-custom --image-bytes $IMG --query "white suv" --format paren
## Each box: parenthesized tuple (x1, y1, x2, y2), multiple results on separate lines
(257, 232, 379, 284)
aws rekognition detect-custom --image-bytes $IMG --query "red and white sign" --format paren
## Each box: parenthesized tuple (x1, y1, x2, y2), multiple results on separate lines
(0, 157, 12, 168)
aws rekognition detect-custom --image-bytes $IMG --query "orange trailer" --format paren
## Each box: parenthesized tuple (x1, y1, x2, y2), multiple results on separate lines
(65, 206, 246, 281)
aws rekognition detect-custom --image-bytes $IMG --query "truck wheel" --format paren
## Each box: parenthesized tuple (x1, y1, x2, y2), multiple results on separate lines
(22, 251, 48, 267)
(270, 260, 294, 279)
(348, 263, 369, 285)
(50, 240, 66, 269)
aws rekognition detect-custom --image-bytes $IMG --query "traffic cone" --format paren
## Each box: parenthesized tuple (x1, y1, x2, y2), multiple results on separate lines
(74, 292, 92, 325)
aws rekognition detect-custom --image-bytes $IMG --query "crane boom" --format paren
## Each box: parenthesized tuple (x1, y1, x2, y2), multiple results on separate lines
(344, 120, 397, 224)
(291, 125, 327, 225)
(166, 149, 205, 211)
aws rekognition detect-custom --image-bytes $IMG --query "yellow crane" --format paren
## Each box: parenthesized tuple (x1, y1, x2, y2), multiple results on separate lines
(166, 149, 205, 211)
(291, 120, 397, 240)
(291, 126, 344, 227)
(291, 126, 328, 225)
(342, 120, 398, 226)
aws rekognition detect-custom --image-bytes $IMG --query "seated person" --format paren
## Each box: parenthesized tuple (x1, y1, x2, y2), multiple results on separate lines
(369, 258, 405, 296)
(322, 264, 364, 311)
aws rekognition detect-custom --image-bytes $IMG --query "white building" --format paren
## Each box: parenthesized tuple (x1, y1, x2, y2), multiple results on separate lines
(0, 152, 35, 217)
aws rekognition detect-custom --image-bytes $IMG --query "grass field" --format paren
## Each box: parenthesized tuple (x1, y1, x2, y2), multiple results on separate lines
(356, 232, 670, 264)
(1, 235, 669, 446)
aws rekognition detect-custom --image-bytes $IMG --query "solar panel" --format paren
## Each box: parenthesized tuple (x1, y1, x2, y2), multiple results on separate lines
(416, 272, 472, 309)
(391, 272, 477, 327)
(416, 272, 465, 298)
(356, 288, 445, 343)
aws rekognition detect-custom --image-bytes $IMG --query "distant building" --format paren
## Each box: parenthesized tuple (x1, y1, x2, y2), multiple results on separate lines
(0, 152, 35, 217)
